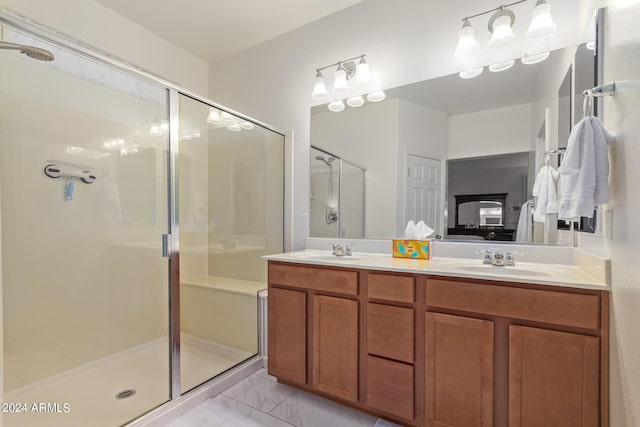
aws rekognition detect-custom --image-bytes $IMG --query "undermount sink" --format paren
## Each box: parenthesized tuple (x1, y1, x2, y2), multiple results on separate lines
(454, 264, 552, 277)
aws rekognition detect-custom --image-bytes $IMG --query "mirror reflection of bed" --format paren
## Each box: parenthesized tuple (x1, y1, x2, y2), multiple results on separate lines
(446, 153, 531, 241)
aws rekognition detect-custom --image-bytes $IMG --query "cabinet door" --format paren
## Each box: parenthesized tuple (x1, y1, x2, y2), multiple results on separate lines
(366, 355, 414, 420)
(426, 312, 494, 427)
(509, 325, 599, 427)
(312, 295, 359, 402)
(268, 287, 306, 384)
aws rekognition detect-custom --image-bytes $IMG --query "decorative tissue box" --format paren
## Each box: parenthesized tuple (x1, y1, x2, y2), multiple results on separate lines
(392, 239, 431, 259)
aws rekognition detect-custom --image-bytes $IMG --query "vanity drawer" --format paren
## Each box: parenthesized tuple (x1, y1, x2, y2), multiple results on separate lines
(367, 273, 415, 303)
(426, 279, 600, 330)
(366, 355, 414, 421)
(367, 303, 414, 363)
(269, 263, 358, 296)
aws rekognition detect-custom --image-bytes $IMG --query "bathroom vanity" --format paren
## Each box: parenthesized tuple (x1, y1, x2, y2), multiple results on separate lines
(265, 251, 609, 427)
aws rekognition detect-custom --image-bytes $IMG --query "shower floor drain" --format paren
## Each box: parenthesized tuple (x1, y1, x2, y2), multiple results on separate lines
(115, 389, 136, 400)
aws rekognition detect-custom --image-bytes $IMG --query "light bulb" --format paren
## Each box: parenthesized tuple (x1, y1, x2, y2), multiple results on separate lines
(489, 60, 515, 72)
(526, 0, 557, 39)
(521, 51, 550, 65)
(454, 19, 481, 58)
(332, 64, 348, 92)
(149, 121, 162, 136)
(311, 70, 329, 99)
(489, 11, 516, 48)
(366, 91, 386, 102)
(347, 96, 365, 107)
(328, 99, 345, 112)
(355, 57, 370, 86)
(207, 108, 221, 123)
(459, 67, 483, 79)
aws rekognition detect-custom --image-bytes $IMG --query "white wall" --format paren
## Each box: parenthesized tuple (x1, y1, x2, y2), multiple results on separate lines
(599, 1, 640, 425)
(209, 0, 591, 250)
(311, 100, 399, 237)
(396, 100, 448, 236)
(448, 103, 533, 159)
(0, 0, 209, 94)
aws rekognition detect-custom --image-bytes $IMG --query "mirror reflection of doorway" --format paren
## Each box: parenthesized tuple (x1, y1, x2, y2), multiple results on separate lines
(406, 154, 442, 234)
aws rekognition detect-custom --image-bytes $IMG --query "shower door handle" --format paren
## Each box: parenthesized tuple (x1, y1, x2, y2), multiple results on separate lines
(162, 234, 171, 258)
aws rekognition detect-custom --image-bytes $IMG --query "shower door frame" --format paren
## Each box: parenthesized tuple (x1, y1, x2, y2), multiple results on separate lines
(0, 8, 286, 415)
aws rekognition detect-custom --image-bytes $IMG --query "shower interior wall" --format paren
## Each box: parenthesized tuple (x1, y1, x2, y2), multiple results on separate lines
(0, 52, 169, 392)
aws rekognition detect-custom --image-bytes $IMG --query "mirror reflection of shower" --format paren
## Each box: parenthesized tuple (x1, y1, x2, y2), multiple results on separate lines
(310, 146, 366, 238)
(315, 155, 338, 224)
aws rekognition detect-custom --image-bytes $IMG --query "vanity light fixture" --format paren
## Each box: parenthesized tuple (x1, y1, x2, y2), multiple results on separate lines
(488, 7, 517, 48)
(227, 123, 242, 132)
(239, 122, 255, 130)
(454, 19, 481, 58)
(311, 54, 385, 111)
(149, 120, 162, 136)
(347, 96, 365, 107)
(366, 91, 386, 102)
(459, 67, 484, 79)
(311, 70, 329, 99)
(525, 0, 557, 39)
(521, 51, 550, 64)
(207, 108, 221, 124)
(355, 57, 370, 86)
(455, 0, 557, 56)
(328, 99, 346, 112)
(489, 59, 515, 72)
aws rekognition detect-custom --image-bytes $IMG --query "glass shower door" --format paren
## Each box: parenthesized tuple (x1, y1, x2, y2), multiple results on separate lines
(177, 94, 284, 393)
(0, 26, 170, 427)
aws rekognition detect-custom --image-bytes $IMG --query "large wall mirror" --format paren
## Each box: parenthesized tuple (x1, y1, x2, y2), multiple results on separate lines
(310, 7, 603, 246)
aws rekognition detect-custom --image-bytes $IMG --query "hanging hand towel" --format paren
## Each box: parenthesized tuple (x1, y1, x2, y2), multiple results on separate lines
(558, 116, 613, 219)
(515, 200, 534, 243)
(532, 165, 559, 223)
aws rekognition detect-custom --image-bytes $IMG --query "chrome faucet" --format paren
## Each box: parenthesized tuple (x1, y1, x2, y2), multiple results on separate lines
(492, 250, 506, 266)
(329, 243, 354, 257)
(505, 251, 523, 266)
(477, 249, 523, 266)
(476, 249, 493, 265)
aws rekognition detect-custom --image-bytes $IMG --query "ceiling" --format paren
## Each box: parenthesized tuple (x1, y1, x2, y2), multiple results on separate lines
(96, 0, 365, 63)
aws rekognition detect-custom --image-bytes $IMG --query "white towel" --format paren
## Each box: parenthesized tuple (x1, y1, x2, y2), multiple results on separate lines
(515, 200, 534, 243)
(558, 117, 613, 219)
(532, 165, 559, 223)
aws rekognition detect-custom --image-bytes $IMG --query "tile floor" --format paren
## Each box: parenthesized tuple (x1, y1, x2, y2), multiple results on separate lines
(166, 369, 389, 427)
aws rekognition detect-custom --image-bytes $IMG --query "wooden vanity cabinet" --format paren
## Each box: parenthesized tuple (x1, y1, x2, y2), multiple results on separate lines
(425, 277, 608, 427)
(268, 262, 608, 427)
(365, 273, 417, 422)
(268, 262, 360, 402)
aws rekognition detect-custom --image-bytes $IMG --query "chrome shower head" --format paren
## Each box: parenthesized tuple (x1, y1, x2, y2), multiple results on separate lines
(315, 155, 336, 167)
(0, 41, 54, 61)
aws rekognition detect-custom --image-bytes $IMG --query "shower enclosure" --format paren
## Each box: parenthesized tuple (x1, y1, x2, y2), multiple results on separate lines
(310, 146, 365, 238)
(0, 14, 284, 427)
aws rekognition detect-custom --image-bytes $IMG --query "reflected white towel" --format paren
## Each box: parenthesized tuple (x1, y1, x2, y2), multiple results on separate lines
(558, 116, 613, 219)
(515, 201, 534, 243)
(532, 165, 559, 223)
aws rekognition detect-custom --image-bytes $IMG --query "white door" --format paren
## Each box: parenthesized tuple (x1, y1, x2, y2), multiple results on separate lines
(406, 154, 442, 234)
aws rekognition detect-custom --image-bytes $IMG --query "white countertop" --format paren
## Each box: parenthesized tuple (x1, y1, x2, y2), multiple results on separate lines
(263, 250, 610, 291)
